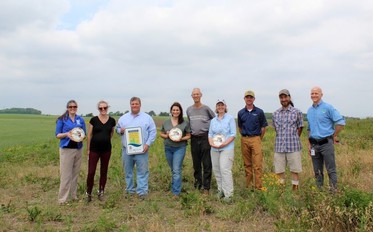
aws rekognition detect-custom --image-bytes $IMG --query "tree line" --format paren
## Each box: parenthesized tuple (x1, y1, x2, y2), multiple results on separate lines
(0, 108, 41, 115)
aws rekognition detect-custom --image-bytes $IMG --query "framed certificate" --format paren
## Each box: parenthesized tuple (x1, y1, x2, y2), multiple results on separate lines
(125, 127, 144, 155)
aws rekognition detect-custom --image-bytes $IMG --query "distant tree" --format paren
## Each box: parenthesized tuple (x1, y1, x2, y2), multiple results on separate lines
(85, 113, 93, 117)
(159, 112, 170, 117)
(109, 111, 124, 116)
(0, 108, 41, 115)
(147, 110, 156, 117)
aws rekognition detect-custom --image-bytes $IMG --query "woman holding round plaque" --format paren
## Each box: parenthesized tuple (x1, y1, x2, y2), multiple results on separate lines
(160, 102, 191, 197)
(208, 99, 236, 203)
(86, 100, 116, 202)
(55, 100, 86, 205)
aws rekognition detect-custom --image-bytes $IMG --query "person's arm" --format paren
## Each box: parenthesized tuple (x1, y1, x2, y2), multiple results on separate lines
(144, 117, 157, 153)
(159, 123, 169, 139)
(333, 125, 344, 144)
(55, 120, 71, 140)
(86, 123, 93, 154)
(115, 118, 125, 135)
(308, 130, 312, 156)
(220, 116, 236, 148)
(260, 127, 266, 140)
(181, 132, 191, 141)
(297, 127, 303, 137)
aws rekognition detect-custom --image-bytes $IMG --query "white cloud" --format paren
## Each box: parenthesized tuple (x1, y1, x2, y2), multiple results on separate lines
(0, 0, 372, 118)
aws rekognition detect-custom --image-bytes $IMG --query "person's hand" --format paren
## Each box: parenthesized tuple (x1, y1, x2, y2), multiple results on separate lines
(120, 127, 125, 135)
(66, 131, 72, 139)
(143, 144, 149, 153)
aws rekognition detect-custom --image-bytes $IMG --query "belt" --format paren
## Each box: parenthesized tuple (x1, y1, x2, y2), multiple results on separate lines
(242, 134, 260, 137)
(309, 136, 332, 145)
(192, 133, 208, 137)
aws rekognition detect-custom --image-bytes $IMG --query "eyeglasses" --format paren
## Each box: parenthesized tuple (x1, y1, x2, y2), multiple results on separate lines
(68, 105, 77, 109)
(99, 107, 108, 111)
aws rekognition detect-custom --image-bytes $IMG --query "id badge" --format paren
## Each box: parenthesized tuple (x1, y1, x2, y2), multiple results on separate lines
(311, 148, 315, 156)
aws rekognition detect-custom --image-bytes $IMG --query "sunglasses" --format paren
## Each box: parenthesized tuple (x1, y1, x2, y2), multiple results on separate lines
(99, 107, 108, 111)
(68, 105, 77, 109)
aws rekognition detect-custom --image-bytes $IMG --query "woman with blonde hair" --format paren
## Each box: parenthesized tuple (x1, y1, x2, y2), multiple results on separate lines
(86, 100, 116, 202)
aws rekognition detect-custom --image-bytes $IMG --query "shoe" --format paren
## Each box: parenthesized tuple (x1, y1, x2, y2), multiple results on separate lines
(330, 188, 340, 195)
(172, 195, 179, 200)
(86, 192, 92, 203)
(222, 197, 232, 204)
(97, 190, 104, 201)
(292, 184, 299, 191)
(203, 190, 209, 195)
(194, 182, 202, 190)
(216, 191, 224, 199)
(59, 201, 70, 206)
(138, 194, 147, 200)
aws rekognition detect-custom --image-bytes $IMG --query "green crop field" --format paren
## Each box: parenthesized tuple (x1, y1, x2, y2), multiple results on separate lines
(0, 114, 372, 231)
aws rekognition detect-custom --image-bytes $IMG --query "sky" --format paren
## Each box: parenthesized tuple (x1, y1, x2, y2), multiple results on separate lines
(1, 0, 372, 118)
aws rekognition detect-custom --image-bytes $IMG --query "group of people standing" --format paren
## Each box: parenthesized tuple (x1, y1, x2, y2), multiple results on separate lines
(55, 86, 345, 205)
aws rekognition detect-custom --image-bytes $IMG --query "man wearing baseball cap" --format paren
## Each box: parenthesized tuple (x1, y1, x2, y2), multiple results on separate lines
(237, 90, 268, 191)
(272, 89, 304, 191)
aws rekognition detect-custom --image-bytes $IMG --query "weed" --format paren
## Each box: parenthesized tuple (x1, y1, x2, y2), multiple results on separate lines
(180, 192, 214, 216)
(0, 200, 14, 213)
(26, 204, 42, 222)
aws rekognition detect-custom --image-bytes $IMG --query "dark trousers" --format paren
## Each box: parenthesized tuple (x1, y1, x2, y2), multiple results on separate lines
(86, 150, 111, 194)
(191, 135, 212, 190)
(311, 137, 337, 190)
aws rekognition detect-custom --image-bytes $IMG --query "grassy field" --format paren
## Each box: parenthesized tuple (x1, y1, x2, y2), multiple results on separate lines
(0, 114, 373, 231)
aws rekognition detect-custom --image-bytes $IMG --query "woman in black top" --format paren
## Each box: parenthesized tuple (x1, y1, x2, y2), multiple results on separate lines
(86, 100, 116, 202)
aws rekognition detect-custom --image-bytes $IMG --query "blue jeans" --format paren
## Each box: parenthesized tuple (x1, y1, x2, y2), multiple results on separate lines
(165, 145, 186, 195)
(122, 148, 149, 196)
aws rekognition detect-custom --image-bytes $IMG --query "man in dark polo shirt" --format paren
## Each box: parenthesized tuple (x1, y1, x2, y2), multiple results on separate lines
(237, 90, 268, 191)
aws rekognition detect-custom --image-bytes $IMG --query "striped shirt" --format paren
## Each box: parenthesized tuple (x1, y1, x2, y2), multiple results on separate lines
(273, 106, 303, 152)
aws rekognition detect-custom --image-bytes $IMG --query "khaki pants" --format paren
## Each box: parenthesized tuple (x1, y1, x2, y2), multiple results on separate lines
(58, 148, 82, 203)
(241, 136, 263, 189)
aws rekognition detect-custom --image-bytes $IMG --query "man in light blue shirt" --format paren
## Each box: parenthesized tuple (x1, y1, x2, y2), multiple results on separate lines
(116, 97, 156, 198)
(307, 87, 345, 193)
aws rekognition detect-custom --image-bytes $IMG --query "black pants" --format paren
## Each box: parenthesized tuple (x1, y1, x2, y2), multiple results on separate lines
(191, 135, 212, 190)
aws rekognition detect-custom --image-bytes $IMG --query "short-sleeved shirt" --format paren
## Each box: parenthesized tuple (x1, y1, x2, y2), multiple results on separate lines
(237, 105, 268, 136)
(273, 106, 303, 152)
(186, 105, 215, 136)
(161, 119, 190, 147)
(208, 113, 236, 151)
(55, 115, 86, 149)
(89, 116, 116, 152)
(307, 100, 346, 139)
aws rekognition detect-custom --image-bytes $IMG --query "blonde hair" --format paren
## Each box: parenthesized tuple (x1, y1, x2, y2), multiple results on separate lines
(97, 100, 109, 108)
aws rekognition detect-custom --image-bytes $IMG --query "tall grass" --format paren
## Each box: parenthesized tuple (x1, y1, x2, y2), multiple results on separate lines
(0, 115, 372, 231)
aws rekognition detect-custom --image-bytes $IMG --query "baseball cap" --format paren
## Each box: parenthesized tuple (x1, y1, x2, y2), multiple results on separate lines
(244, 90, 255, 98)
(216, 99, 226, 105)
(279, 89, 290, 96)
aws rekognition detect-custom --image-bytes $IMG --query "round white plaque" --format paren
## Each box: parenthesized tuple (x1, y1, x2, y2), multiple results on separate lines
(212, 134, 225, 146)
(70, 127, 85, 142)
(169, 128, 182, 141)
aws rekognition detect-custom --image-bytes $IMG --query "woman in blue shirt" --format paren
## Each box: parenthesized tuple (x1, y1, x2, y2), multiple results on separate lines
(55, 100, 86, 205)
(208, 99, 236, 203)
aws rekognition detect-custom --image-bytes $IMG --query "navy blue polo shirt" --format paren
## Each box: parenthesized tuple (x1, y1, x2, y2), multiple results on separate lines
(237, 105, 268, 136)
